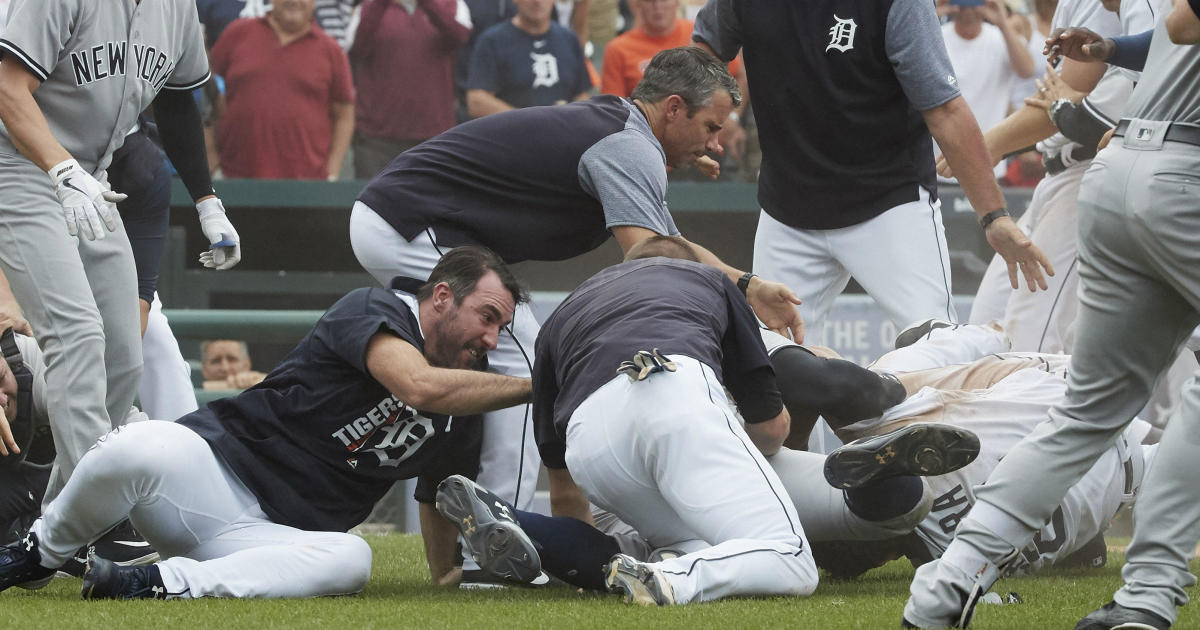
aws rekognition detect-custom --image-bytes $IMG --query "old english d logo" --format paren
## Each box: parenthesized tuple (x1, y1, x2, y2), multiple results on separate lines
(826, 15, 858, 53)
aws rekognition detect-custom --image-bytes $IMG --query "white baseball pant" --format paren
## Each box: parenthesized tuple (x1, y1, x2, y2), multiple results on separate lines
(564, 355, 817, 604)
(32, 421, 372, 598)
(138, 293, 198, 421)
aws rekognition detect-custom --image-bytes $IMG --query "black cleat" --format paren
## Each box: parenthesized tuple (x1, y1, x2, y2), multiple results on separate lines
(824, 423, 980, 489)
(0, 532, 55, 592)
(80, 553, 167, 600)
(435, 475, 541, 584)
(895, 319, 955, 349)
(1075, 601, 1170, 630)
(59, 520, 158, 578)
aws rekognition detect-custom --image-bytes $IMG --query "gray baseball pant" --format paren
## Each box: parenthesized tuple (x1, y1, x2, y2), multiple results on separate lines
(0, 153, 142, 508)
(957, 127, 1200, 623)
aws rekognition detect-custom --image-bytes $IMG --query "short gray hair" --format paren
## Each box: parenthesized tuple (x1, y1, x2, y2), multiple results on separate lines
(631, 46, 742, 114)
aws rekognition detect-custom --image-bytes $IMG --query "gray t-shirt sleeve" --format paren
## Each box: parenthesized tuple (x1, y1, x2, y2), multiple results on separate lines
(692, 0, 742, 62)
(164, 1, 212, 90)
(885, 0, 961, 111)
(577, 130, 680, 236)
(0, 0, 77, 81)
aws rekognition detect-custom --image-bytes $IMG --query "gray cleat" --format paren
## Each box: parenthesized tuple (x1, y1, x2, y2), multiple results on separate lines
(1075, 601, 1171, 630)
(435, 475, 542, 584)
(825, 423, 980, 490)
(604, 553, 674, 606)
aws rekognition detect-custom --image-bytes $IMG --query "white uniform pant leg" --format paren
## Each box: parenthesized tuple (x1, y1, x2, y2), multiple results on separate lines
(350, 201, 541, 510)
(0, 158, 141, 509)
(752, 211, 848, 347)
(564, 358, 817, 604)
(138, 293, 198, 420)
(1000, 164, 1085, 353)
(34, 421, 371, 599)
(834, 189, 957, 330)
(769, 448, 927, 541)
(870, 324, 1011, 373)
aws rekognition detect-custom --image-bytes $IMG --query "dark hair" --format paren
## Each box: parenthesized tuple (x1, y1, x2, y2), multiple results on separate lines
(623, 235, 701, 262)
(631, 46, 742, 115)
(417, 246, 529, 306)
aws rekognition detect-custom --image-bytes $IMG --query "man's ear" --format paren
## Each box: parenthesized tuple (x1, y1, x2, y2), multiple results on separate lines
(431, 282, 454, 312)
(664, 94, 686, 121)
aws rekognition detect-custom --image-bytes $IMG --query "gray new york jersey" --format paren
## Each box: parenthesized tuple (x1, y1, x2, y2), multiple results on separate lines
(0, 0, 209, 174)
(1124, 16, 1200, 124)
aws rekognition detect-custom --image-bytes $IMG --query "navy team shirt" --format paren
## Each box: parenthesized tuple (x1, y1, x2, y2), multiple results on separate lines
(532, 258, 784, 468)
(179, 285, 459, 532)
(467, 21, 591, 109)
(357, 95, 679, 263)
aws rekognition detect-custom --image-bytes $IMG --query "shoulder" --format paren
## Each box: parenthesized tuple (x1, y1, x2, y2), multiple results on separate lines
(477, 20, 515, 43)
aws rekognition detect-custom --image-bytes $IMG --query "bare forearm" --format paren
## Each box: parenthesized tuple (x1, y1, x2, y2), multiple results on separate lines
(926, 97, 1006, 216)
(326, 103, 354, 180)
(408, 368, 531, 415)
(420, 502, 461, 585)
(999, 21, 1035, 78)
(466, 90, 515, 118)
(983, 105, 1060, 159)
(681, 237, 741, 283)
(548, 468, 593, 524)
(0, 71, 70, 171)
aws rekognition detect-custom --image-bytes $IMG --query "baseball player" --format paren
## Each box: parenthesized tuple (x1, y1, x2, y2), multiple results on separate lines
(691, 0, 1054, 352)
(0, 0, 237, 511)
(0, 247, 533, 599)
(903, 7, 1200, 627)
(350, 46, 803, 583)
(513, 236, 814, 605)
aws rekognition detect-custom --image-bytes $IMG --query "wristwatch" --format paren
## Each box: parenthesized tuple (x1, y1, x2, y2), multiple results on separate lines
(737, 272, 757, 295)
(1048, 98, 1072, 127)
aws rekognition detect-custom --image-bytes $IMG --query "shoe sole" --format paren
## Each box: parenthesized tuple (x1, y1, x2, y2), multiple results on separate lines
(15, 574, 53, 590)
(604, 556, 670, 606)
(435, 477, 541, 583)
(824, 423, 980, 489)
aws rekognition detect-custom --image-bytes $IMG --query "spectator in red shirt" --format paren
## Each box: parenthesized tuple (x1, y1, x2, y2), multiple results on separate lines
(210, 0, 355, 180)
(347, 0, 471, 178)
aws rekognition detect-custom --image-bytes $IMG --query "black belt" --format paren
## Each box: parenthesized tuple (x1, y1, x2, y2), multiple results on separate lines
(1113, 119, 1200, 146)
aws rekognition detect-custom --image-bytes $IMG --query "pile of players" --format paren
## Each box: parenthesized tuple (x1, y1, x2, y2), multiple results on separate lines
(0, 0, 1197, 629)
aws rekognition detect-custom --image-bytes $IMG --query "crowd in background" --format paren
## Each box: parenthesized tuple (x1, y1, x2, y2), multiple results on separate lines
(182, 0, 1054, 187)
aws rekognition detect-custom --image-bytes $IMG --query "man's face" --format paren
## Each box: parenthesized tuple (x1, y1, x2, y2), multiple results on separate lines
(272, 0, 315, 25)
(515, 0, 555, 24)
(952, 5, 984, 26)
(202, 340, 252, 381)
(659, 90, 734, 168)
(425, 271, 516, 370)
(637, 0, 681, 36)
(0, 359, 17, 424)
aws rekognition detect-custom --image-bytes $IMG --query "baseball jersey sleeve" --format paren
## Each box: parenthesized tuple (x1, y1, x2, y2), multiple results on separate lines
(577, 131, 680, 237)
(162, 1, 212, 91)
(718, 279, 783, 424)
(884, 0, 961, 111)
(311, 289, 422, 376)
(0, 0, 78, 81)
(692, 0, 742, 63)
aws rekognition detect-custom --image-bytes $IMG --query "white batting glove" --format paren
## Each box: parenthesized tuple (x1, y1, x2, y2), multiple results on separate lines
(196, 197, 241, 270)
(49, 159, 126, 241)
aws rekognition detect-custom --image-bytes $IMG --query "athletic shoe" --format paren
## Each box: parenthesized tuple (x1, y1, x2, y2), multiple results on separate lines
(458, 569, 551, 590)
(895, 319, 955, 349)
(647, 547, 684, 563)
(1075, 601, 1171, 630)
(0, 532, 56, 592)
(80, 553, 167, 600)
(824, 423, 980, 490)
(604, 553, 674, 606)
(58, 520, 159, 579)
(435, 475, 541, 584)
(902, 549, 1015, 629)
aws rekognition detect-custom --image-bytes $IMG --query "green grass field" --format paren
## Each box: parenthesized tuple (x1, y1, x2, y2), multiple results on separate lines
(1, 535, 1195, 629)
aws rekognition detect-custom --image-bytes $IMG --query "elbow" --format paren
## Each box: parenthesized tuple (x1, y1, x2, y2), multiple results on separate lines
(1167, 19, 1200, 45)
(465, 93, 487, 119)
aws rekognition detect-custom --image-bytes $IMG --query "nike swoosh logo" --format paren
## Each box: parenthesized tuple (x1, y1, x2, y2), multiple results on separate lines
(62, 179, 88, 196)
(109, 540, 153, 547)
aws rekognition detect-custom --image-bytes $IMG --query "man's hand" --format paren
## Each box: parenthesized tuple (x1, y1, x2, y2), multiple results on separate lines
(746, 277, 805, 343)
(985, 216, 1055, 291)
(49, 159, 126, 240)
(196, 196, 242, 270)
(1045, 27, 1114, 65)
(1024, 64, 1086, 111)
(0, 308, 32, 338)
(696, 155, 721, 180)
(980, 0, 1007, 26)
(0, 410, 18, 456)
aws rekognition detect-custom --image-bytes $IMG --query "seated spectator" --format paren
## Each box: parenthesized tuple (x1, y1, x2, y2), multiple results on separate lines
(209, 0, 355, 180)
(347, 0, 471, 177)
(939, 0, 1035, 179)
(201, 339, 267, 390)
(466, 0, 593, 118)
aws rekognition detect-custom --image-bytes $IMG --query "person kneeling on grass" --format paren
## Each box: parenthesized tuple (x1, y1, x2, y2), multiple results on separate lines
(0, 246, 531, 600)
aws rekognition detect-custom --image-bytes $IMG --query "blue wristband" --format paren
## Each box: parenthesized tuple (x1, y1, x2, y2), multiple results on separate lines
(1108, 29, 1154, 72)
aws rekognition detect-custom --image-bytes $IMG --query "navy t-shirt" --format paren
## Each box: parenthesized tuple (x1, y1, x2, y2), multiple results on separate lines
(467, 21, 591, 109)
(179, 287, 462, 532)
(357, 95, 679, 263)
(532, 258, 783, 468)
